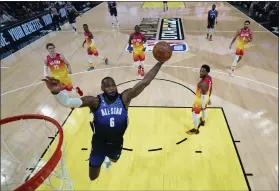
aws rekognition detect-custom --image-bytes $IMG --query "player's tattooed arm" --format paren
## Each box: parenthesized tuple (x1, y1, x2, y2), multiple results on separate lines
(121, 61, 164, 108)
(42, 77, 99, 109)
(229, 30, 239, 49)
(60, 54, 72, 74)
(80, 96, 100, 111)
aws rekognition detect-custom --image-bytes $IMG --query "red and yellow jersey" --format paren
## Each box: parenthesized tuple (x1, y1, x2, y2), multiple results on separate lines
(195, 75, 212, 99)
(84, 31, 93, 48)
(237, 28, 252, 49)
(46, 53, 68, 78)
(131, 32, 145, 52)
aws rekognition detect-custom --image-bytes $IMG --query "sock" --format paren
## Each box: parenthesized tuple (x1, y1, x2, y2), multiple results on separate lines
(71, 23, 76, 30)
(140, 61, 144, 68)
(210, 34, 212, 39)
(192, 111, 199, 130)
(202, 110, 206, 122)
(97, 55, 105, 60)
(231, 55, 239, 71)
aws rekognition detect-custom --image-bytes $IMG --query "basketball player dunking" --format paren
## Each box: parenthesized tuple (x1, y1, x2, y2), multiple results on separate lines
(229, 20, 253, 77)
(82, 24, 109, 71)
(207, 4, 218, 41)
(65, 2, 80, 32)
(44, 43, 83, 96)
(42, 60, 165, 181)
(107, 1, 119, 29)
(128, 25, 146, 77)
(187, 65, 212, 135)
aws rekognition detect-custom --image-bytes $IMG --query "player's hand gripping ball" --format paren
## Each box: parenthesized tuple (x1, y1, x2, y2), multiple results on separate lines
(153, 41, 172, 62)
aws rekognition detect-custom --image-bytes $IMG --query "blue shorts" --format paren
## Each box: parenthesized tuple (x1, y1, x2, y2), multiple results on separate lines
(89, 140, 123, 167)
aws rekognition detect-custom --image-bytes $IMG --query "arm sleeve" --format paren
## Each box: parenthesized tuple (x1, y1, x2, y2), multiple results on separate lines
(54, 90, 83, 108)
(44, 65, 49, 77)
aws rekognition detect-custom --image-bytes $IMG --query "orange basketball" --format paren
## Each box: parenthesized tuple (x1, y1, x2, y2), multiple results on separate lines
(152, 41, 172, 62)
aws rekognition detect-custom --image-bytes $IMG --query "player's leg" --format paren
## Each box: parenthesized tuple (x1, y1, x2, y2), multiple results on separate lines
(113, 9, 119, 28)
(231, 48, 244, 76)
(92, 46, 109, 65)
(200, 98, 209, 126)
(69, 15, 77, 32)
(187, 110, 200, 135)
(133, 52, 141, 74)
(87, 49, 95, 71)
(206, 22, 211, 39)
(139, 51, 145, 76)
(209, 24, 214, 41)
(110, 10, 115, 28)
(89, 154, 105, 181)
(105, 141, 123, 168)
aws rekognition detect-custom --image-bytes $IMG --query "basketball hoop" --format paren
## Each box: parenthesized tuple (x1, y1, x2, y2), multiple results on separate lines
(1, 114, 74, 191)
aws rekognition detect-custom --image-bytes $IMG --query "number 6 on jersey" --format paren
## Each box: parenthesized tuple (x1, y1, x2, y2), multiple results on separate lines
(110, 117, 115, 127)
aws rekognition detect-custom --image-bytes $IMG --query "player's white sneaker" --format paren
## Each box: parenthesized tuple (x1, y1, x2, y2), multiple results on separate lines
(230, 71, 235, 77)
(105, 157, 111, 168)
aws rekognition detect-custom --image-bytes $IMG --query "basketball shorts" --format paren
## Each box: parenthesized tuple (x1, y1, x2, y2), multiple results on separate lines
(207, 19, 215, 29)
(68, 13, 76, 24)
(109, 8, 117, 16)
(235, 47, 245, 56)
(133, 50, 145, 62)
(87, 45, 99, 56)
(56, 76, 73, 91)
(192, 97, 210, 114)
(89, 139, 123, 167)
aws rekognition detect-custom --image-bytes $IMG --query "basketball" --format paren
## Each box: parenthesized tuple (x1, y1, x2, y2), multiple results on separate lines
(152, 41, 172, 62)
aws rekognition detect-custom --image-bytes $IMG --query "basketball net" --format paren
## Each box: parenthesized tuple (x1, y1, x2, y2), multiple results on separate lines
(1, 114, 74, 191)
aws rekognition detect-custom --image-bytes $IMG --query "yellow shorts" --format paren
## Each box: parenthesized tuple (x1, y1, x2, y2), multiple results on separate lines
(192, 97, 210, 114)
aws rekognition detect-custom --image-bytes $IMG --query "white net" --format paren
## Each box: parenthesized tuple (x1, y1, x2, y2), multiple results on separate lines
(1, 116, 74, 191)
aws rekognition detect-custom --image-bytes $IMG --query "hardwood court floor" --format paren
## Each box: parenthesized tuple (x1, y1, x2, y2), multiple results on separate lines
(1, 2, 278, 190)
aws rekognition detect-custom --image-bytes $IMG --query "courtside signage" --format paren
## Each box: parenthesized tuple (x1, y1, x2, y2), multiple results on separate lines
(126, 41, 188, 52)
(159, 18, 184, 40)
(139, 18, 160, 41)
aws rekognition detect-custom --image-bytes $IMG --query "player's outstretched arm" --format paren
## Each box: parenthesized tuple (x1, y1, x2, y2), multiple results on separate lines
(43, 59, 49, 77)
(42, 76, 99, 109)
(121, 61, 164, 104)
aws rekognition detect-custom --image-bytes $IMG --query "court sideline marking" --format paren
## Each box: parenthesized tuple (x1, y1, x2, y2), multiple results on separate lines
(1, 64, 277, 96)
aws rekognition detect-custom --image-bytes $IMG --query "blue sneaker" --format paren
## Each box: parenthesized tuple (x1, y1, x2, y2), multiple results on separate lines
(105, 58, 109, 65)
(87, 67, 95, 71)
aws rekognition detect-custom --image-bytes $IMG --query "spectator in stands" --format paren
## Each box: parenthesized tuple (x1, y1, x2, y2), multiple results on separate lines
(0, 10, 17, 24)
(50, 2, 61, 31)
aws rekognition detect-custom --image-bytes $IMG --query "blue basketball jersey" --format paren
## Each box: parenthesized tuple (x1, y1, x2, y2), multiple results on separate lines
(209, 10, 217, 20)
(93, 93, 128, 141)
(108, 1, 116, 9)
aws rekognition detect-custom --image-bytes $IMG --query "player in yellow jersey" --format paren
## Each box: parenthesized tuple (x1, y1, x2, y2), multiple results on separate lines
(229, 20, 253, 77)
(44, 43, 83, 96)
(128, 25, 146, 76)
(82, 24, 109, 71)
(187, 65, 212, 135)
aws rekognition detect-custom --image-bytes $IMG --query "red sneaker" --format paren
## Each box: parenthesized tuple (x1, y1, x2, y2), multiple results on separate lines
(140, 68, 145, 77)
(76, 87, 83, 96)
